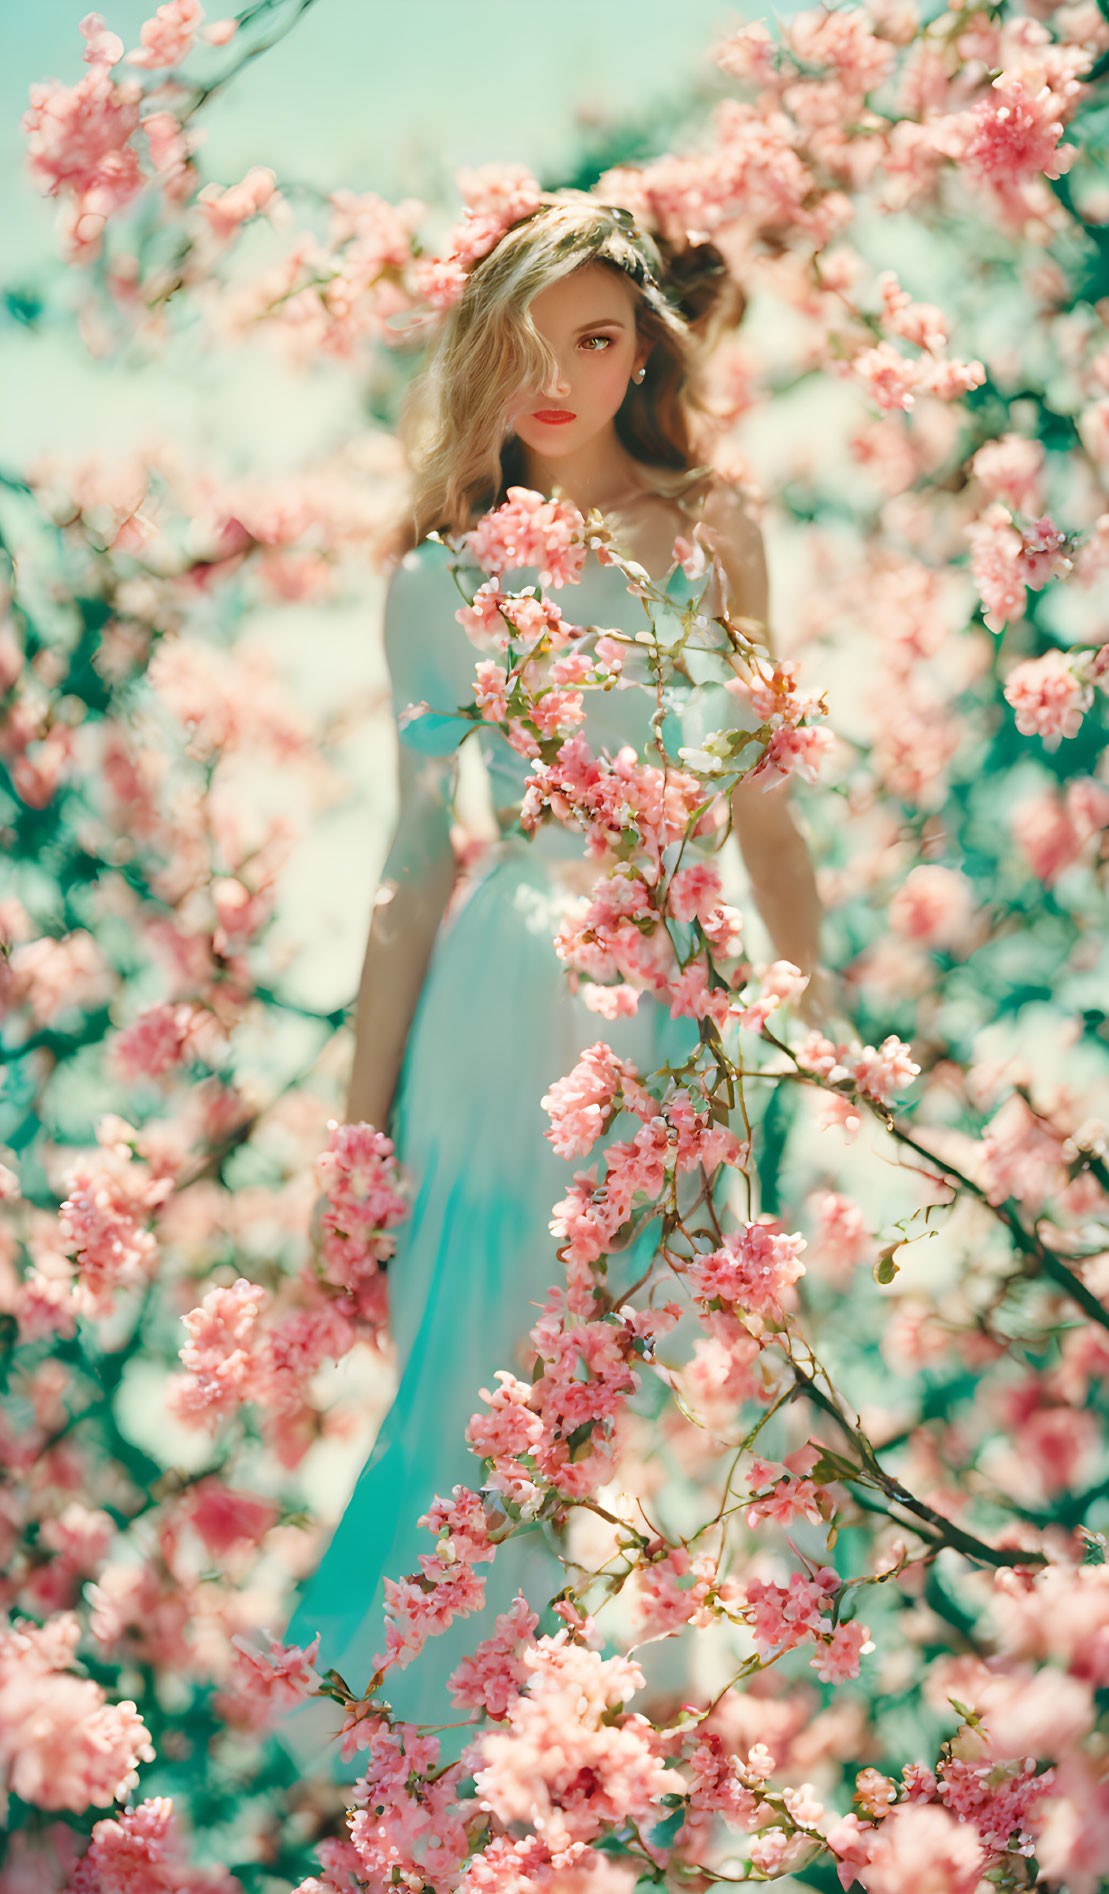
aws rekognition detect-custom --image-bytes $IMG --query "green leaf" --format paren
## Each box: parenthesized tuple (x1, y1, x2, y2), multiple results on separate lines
(645, 1806, 686, 1851)
(872, 1242, 903, 1285)
(809, 1449, 863, 1485)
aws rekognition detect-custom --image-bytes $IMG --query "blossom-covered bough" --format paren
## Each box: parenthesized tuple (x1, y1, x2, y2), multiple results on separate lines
(4, 0, 1109, 1889)
(268, 487, 1100, 1894)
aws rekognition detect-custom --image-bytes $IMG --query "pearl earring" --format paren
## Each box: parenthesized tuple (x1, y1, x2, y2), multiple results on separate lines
(633, 367, 646, 383)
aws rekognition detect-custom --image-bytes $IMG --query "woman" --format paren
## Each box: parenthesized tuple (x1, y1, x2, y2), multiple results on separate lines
(283, 192, 830, 1767)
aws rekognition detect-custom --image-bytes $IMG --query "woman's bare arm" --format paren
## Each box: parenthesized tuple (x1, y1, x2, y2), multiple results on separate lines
(342, 558, 462, 1132)
(344, 744, 458, 1129)
(699, 484, 832, 1022)
(729, 774, 823, 980)
(340, 742, 454, 1128)
(310, 740, 456, 1251)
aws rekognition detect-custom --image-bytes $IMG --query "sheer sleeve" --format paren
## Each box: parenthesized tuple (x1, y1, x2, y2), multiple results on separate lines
(384, 538, 480, 763)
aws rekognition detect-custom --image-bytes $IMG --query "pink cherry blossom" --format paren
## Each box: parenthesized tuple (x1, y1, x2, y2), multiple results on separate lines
(972, 433, 1046, 513)
(787, 5, 898, 96)
(734, 957, 809, 1031)
(472, 1635, 672, 1856)
(633, 1546, 720, 1639)
(714, 20, 781, 86)
(687, 1218, 807, 1316)
(455, 1834, 557, 1894)
(196, 167, 279, 242)
(888, 865, 974, 946)
(667, 863, 745, 958)
(314, 1119, 408, 1322)
(826, 1810, 879, 1889)
(181, 1479, 278, 1558)
(860, 1801, 984, 1893)
(1004, 648, 1093, 741)
(64, 1795, 240, 1893)
(217, 1632, 321, 1732)
(1019, 515, 1072, 589)
(39, 1502, 114, 1576)
(438, 165, 544, 273)
(977, 1091, 1069, 1212)
(917, 355, 987, 401)
(468, 1370, 546, 1470)
(968, 503, 1027, 632)
(810, 1189, 876, 1279)
(449, 1594, 538, 1719)
(21, 49, 143, 264)
(473, 660, 509, 721)
(847, 340, 922, 412)
(523, 736, 708, 874)
(345, 1717, 469, 1889)
(746, 1461, 824, 1530)
(849, 1035, 920, 1106)
(877, 270, 948, 352)
(7, 929, 114, 1028)
(413, 254, 469, 310)
(686, 1731, 762, 1827)
(668, 958, 733, 1027)
(56, 1122, 174, 1316)
(86, 1558, 194, 1672)
(753, 720, 836, 790)
(111, 1001, 199, 1079)
(581, 982, 641, 1019)
(379, 1560, 489, 1673)
(125, 0, 205, 70)
(744, 1567, 839, 1656)
(142, 110, 195, 202)
(938, 1751, 1054, 1852)
(0, 1614, 154, 1813)
(167, 1276, 267, 1425)
(1035, 1755, 1109, 1894)
(810, 1618, 874, 1683)
(541, 1043, 644, 1159)
(1011, 778, 1109, 883)
(748, 1827, 800, 1873)
(464, 489, 588, 590)
(960, 75, 1076, 186)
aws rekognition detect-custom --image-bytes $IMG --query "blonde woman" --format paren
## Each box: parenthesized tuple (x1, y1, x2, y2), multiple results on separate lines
(284, 193, 831, 1761)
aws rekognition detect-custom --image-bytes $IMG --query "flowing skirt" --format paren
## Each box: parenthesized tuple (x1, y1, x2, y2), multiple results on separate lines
(281, 827, 744, 1772)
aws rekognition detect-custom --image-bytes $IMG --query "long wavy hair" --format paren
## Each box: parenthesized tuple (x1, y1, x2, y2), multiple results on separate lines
(389, 190, 744, 555)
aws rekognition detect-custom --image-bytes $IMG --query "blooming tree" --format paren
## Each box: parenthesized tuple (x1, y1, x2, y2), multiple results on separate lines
(4, 1, 1109, 1890)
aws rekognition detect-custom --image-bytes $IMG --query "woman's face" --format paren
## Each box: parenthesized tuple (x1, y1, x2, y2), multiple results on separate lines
(506, 261, 648, 460)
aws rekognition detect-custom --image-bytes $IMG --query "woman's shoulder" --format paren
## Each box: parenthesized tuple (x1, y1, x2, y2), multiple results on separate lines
(388, 532, 452, 573)
(681, 472, 770, 633)
(634, 465, 763, 549)
(681, 468, 762, 537)
(382, 533, 461, 608)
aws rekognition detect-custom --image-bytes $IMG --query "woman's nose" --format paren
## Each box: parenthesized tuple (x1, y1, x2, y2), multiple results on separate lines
(542, 361, 572, 398)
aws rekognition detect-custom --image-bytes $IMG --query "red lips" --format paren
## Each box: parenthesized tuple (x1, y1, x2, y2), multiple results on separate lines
(532, 410, 576, 424)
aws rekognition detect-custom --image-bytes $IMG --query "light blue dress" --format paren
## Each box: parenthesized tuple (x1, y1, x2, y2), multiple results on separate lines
(282, 534, 759, 1771)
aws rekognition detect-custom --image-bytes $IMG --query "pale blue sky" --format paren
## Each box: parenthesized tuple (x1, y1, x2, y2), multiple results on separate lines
(4, 0, 759, 272)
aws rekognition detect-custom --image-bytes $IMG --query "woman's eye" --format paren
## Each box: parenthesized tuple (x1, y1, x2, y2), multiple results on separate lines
(581, 335, 612, 352)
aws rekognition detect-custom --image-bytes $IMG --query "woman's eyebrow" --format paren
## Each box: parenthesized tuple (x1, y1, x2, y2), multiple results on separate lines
(573, 317, 627, 332)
